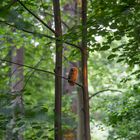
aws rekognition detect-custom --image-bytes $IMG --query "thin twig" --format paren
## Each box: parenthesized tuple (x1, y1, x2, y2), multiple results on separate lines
(43, 11, 70, 29)
(16, 0, 55, 34)
(0, 20, 81, 51)
(12, 42, 52, 90)
(0, 58, 83, 88)
(23, 57, 44, 90)
(63, 55, 77, 66)
(39, 6, 69, 30)
(89, 89, 123, 100)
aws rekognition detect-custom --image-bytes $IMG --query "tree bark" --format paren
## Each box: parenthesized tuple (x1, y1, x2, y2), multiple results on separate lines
(77, 73, 84, 140)
(6, 47, 24, 140)
(81, 0, 91, 140)
(52, 0, 63, 140)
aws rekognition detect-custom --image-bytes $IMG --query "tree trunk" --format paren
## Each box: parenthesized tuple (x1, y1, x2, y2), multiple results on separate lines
(6, 47, 24, 140)
(77, 65, 84, 140)
(81, 0, 91, 140)
(62, 1, 86, 139)
(52, 0, 63, 140)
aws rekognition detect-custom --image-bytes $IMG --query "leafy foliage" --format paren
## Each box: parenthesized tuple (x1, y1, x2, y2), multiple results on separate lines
(0, 0, 140, 139)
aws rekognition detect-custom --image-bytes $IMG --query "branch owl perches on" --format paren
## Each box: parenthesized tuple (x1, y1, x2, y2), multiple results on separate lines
(68, 67, 78, 86)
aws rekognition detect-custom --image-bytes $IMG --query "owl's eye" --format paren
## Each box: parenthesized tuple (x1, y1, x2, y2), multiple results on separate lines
(71, 69, 74, 71)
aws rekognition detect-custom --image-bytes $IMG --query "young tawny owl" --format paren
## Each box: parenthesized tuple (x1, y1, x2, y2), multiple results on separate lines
(68, 67, 78, 86)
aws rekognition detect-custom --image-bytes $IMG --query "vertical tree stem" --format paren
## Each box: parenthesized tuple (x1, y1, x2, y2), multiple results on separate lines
(52, 0, 63, 140)
(81, 0, 91, 139)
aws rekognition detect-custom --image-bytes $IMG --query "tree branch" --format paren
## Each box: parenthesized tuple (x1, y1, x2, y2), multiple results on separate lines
(41, 11, 70, 29)
(16, 0, 55, 34)
(0, 58, 83, 88)
(24, 54, 52, 90)
(0, 20, 81, 51)
(89, 89, 123, 100)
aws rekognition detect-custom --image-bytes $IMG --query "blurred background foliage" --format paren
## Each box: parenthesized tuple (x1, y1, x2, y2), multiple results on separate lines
(0, 0, 140, 139)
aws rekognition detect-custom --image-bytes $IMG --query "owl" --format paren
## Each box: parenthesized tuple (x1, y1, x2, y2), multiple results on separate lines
(68, 67, 78, 86)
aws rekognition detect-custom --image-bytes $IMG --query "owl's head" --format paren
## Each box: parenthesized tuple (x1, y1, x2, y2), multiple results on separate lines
(70, 67, 78, 73)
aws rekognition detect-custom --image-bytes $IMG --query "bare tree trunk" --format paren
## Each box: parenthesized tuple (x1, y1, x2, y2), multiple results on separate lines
(74, 1, 85, 139)
(81, 0, 91, 140)
(53, 0, 63, 140)
(6, 47, 24, 140)
(77, 66, 84, 140)
(62, 1, 86, 139)
(11, 47, 24, 93)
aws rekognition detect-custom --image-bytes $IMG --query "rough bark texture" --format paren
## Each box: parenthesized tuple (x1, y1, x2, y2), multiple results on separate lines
(81, 0, 91, 140)
(53, 0, 63, 140)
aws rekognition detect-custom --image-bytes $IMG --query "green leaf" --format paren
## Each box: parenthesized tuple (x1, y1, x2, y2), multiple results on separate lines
(100, 45, 110, 51)
(36, 130, 43, 137)
(32, 125, 42, 129)
(115, 35, 122, 40)
(110, 23, 117, 29)
(107, 54, 117, 59)
(117, 58, 125, 63)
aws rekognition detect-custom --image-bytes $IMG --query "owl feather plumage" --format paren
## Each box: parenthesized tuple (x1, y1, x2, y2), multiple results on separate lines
(68, 67, 78, 86)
